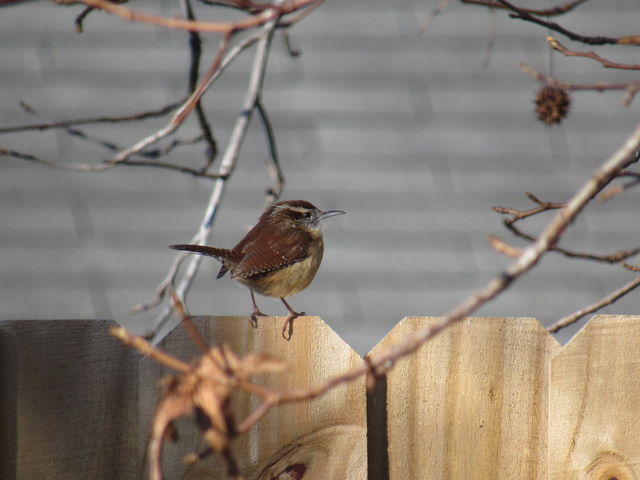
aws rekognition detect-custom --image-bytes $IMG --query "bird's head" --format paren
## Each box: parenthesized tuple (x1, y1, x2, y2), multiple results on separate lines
(265, 200, 345, 232)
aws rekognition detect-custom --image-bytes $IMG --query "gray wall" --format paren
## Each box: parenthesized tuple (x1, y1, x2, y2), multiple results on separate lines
(1, 0, 639, 353)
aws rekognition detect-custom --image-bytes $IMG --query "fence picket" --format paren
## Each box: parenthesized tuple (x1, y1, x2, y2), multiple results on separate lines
(2, 315, 640, 479)
(0, 320, 140, 480)
(371, 317, 559, 480)
(549, 315, 640, 480)
(139, 315, 367, 479)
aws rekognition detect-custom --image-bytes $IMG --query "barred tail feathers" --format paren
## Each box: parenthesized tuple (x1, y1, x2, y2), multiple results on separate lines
(169, 244, 231, 278)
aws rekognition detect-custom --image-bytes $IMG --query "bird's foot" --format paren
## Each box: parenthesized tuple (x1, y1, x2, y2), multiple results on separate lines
(281, 310, 305, 341)
(250, 309, 268, 328)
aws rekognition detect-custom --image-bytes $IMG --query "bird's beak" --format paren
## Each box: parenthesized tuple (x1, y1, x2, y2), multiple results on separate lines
(318, 209, 346, 221)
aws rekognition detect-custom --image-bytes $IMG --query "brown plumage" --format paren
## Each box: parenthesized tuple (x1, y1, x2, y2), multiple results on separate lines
(170, 200, 345, 339)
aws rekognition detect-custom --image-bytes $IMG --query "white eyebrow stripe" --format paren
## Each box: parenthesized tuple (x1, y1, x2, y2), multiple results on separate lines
(288, 207, 312, 213)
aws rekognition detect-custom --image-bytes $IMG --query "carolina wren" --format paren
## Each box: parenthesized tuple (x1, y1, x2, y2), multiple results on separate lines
(170, 200, 345, 339)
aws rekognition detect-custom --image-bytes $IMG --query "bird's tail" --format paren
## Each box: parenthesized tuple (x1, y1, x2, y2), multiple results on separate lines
(169, 244, 231, 278)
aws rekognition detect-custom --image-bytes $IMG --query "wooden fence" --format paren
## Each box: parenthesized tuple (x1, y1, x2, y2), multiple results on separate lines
(1, 315, 639, 479)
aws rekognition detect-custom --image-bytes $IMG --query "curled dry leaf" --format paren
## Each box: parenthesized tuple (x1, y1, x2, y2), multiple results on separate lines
(148, 343, 286, 480)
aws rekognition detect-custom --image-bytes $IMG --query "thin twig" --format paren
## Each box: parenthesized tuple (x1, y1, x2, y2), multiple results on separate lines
(494, 192, 640, 264)
(255, 98, 285, 204)
(111, 33, 232, 163)
(461, 0, 589, 16)
(280, 29, 301, 57)
(110, 326, 192, 373)
(117, 158, 228, 178)
(547, 275, 640, 333)
(493, 191, 565, 221)
(73, 0, 317, 33)
(519, 63, 640, 106)
(494, 0, 640, 46)
(74, 5, 94, 32)
(360, 122, 640, 376)
(0, 147, 113, 171)
(548, 36, 640, 71)
(147, 11, 282, 342)
(182, 0, 218, 171)
(0, 101, 180, 134)
(0, 146, 229, 179)
(277, 0, 323, 28)
(170, 290, 210, 353)
(503, 221, 640, 265)
(18, 100, 204, 162)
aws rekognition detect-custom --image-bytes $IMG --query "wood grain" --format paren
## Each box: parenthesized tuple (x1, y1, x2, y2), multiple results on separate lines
(139, 315, 366, 479)
(0, 320, 140, 480)
(550, 314, 640, 480)
(372, 316, 559, 480)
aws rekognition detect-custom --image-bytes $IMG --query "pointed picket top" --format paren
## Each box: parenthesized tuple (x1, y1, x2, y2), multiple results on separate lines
(370, 316, 558, 480)
(139, 315, 366, 480)
(550, 314, 640, 480)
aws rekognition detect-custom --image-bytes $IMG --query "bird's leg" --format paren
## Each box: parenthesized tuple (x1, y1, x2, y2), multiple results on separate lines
(280, 298, 305, 341)
(249, 290, 267, 328)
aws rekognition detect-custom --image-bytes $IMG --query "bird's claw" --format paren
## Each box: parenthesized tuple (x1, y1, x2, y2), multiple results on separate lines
(281, 311, 304, 341)
(250, 309, 267, 328)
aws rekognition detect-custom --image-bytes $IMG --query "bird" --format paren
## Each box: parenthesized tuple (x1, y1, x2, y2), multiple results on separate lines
(170, 200, 345, 339)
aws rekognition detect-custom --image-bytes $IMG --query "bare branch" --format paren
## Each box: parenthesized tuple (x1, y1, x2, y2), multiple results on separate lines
(493, 192, 565, 222)
(548, 36, 640, 71)
(0, 146, 230, 179)
(255, 98, 285, 204)
(110, 326, 192, 373)
(182, 0, 218, 171)
(494, 0, 640, 46)
(70, 0, 319, 33)
(111, 32, 232, 163)
(0, 147, 114, 172)
(547, 275, 640, 333)
(74, 5, 94, 32)
(599, 169, 640, 201)
(0, 101, 180, 134)
(148, 12, 282, 342)
(361, 122, 640, 376)
(169, 290, 211, 354)
(519, 63, 640, 106)
(461, 0, 589, 17)
(502, 220, 640, 265)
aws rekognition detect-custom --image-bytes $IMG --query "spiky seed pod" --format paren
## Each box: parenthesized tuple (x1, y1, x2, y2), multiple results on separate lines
(534, 86, 571, 125)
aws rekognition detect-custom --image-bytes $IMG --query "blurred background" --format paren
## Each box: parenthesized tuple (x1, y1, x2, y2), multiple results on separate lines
(1, 0, 638, 354)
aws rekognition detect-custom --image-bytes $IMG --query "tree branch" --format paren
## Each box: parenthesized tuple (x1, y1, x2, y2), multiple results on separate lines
(67, 0, 318, 33)
(461, 0, 589, 17)
(519, 63, 640, 106)
(255, 98, 285, 204)
(547, 275, 640, 333)
(0, 101, 181, 134)
(494, 0, 640, 46)
(146, 11, 282, 342)
(361, 122, 640, 376)
(548, 36, 640, 71)
(182, 0, 218, 171)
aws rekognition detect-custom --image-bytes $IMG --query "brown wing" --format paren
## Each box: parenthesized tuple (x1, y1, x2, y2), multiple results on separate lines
(231, 226, 311, 279)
